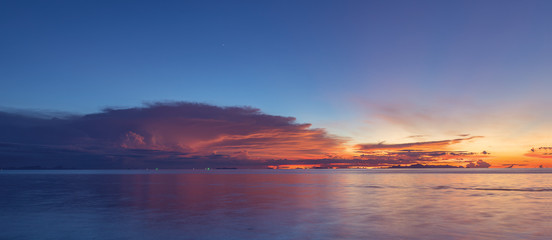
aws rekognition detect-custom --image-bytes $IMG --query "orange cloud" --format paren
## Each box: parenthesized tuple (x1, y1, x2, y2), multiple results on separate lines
(355, 136, 483, 151)
(353, 136, 489, 167)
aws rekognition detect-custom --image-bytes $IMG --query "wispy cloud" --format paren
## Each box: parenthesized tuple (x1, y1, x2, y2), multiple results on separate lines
(355, 136, 482, 151)
(353, 136, 488, 167)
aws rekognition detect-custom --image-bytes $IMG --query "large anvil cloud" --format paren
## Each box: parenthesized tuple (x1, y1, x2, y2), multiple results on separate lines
(0, 102, 345, 168)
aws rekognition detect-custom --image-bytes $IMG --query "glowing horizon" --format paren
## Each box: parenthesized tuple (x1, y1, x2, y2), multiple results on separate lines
(0, 101, 549, 169)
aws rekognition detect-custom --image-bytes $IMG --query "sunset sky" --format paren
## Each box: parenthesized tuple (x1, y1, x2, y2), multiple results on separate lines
(1, 0, 551, 168)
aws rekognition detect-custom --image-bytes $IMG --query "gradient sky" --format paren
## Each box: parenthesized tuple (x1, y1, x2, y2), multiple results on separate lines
(1, 0, 552, 168)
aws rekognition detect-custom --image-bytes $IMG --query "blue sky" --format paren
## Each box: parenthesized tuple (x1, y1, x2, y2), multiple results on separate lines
(2, 0, 552, 166)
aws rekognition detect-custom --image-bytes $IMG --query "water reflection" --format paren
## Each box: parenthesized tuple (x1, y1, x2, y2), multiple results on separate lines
(1, 169, 551, 239)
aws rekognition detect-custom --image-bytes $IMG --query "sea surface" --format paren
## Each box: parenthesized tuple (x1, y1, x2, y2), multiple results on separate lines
(1, 169, 551, 240)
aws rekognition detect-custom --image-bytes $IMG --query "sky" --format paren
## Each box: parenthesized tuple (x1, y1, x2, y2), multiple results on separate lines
(1, 0, 552, 168)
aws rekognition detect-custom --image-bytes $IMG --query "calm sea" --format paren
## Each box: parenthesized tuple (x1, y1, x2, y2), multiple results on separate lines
(1, 169, 551, 239)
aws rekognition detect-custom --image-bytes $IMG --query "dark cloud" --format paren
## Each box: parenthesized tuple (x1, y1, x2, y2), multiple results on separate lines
(465, 160, 491, 168)
(264, 158, 429, 169)
(500, 163, 527, 167)
(0, 102, 345, 168)
(525, 147, 552, 159)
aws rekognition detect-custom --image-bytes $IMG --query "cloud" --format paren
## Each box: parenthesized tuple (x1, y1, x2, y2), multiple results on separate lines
(355, 136, 482, 151)
(465, 160, 491, 168)
(0, 102, 346, 168)
(407, 135, 426, 138)
(353, 136, 486, 166)
(0, 102, 497, 169)
(525, 147, 552, 159)
(500, 163, 527, 167)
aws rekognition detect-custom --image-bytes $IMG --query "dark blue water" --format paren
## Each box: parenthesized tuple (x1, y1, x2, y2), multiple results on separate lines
(1, 169, 552, 239)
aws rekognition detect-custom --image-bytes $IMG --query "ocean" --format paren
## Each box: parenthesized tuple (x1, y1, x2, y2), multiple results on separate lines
(1, 169, 551, 239)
